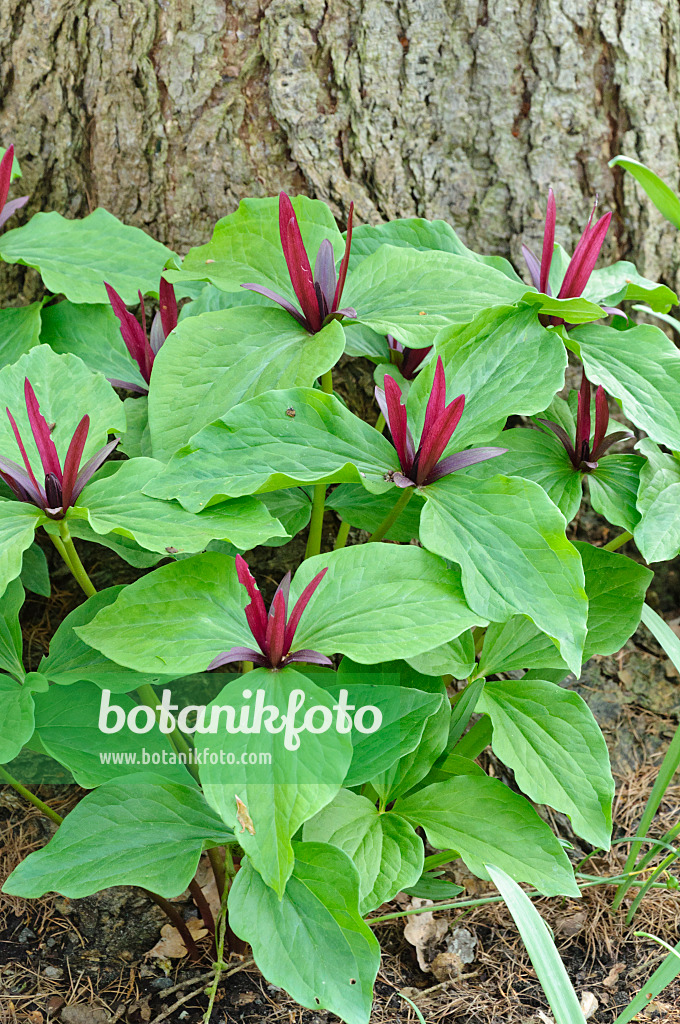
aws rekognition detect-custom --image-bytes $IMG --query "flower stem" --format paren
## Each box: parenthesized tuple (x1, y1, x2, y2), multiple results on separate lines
(603, 530, 633, 552)
(334, 521, 351, 549)
(55, 520, 97, 597)
(0, 765, 63, 825)
(305, 369, 334, 559)
(135, 682, 199, 782)
(145, 890, 201, 960)
(375, 412, 386, 434)
(366, 488, 414, 543)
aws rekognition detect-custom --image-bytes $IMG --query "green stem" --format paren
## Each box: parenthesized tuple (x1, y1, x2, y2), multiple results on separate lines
(334, 521, 351, 550)
(304, 370, 334, 560)
(375, 412, 386, 434)
(135, 682, 199, 782)
(55, 520, 97, 597)
(208, 846, 228, 899)
(603, 530, 633, 552)
(0, 765, 63, 826)
(366, 488, 414, 543)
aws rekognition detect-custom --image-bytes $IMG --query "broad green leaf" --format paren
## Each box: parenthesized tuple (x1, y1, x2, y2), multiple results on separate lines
(635, 438, 680, 562)
(343, 247, 528, 347)
(66, 518, 163, 568)
(1, 775, 232, 898)
(406, 630, 476, 679)
(200, 669, 352, 895)
(0, 501, 44, 596)
(303, 789, 423, 913)
(291, 544, 483, 664)
(477, 542, 651, 675)
(0, 346, 126, 468)
(410, 305, 567, 449)
(258, 488, 312, 547)
(588, 455, 643, 533)
(149, 308, 345, 461)
(332, 659, 446, 786)
(404, 872, 464, 900)
(32, 681, 193, 788)
(178, 283, 270, 319)
(326, 484, 424, 541)
(478, 677, 614, 848)
(143, 388, 399, 511)
(167, 195, 344, 296)
(609, 155, 680, 229)
(463, 426, 582, 522)
(519, 292, 606, 323)
(571, 322, 680, 450)
(584, 261, 676, 313)
(0, 578, 24, 679)
(229, 842, 380, 1024)
(395, 775, 579, 896)
(20, 542, 50, 597)
(40, 300, 146, 390)
(75, 553, 253, 676)
(347, 217, 522, 281)
(0, 675, 35, 764)
(343, 323, 389, 360)
(40, 586, 181, 692)
(118, 396, 152, 459)
(0, 302, 42, 368)
(420, 474, 587, 675)
(418, 751, 486, 789)
(487, 866, 587, 1024)
(72, 457, 285, 554)
(0, 209, 174, 304)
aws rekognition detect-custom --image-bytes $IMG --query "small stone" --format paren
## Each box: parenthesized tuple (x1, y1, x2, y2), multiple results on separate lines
(60, 1007, 109, 1024)
(149, 978, 174, 991)
(44, 966, 64, 979)
(18, 927, 36, 943)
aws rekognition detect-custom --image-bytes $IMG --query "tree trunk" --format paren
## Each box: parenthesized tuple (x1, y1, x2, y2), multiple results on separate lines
(1, 0, 679, 301)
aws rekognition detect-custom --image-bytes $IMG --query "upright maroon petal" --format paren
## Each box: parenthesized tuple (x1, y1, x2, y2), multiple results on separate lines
(159, 278, 178, 338)
(24, 379, 61, 479)
(235, 555, 268, 651)
(421, 357, 447, 445)
(540, 188, 556, 294)
(414, 394, 465, 485)
(383, 375, 414, 474)
(105, 282, 153, 384)
(591, 385, 609, 457)
(0, 145, 14, 211)
(558, 209, 612, 299)
(285, 568, 328, 650)
(265, 589, 288, 667)
(279, 193, 322, 332)
(576, 372, 592, 458)
(333, 201, 354, 312)
(60, 415, 90, 511)
(5, 406, 43, 499)
(401, 346, 432, 380)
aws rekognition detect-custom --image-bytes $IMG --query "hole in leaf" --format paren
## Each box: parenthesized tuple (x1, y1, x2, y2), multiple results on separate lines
(349, 978, 357, 985)
(315, 997, 321, 1004)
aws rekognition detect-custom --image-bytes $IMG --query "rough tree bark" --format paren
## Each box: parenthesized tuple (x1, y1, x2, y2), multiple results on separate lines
(1, 0, 679, 301)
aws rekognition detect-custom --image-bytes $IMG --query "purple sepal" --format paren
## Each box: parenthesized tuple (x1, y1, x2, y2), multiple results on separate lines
(521, 244, 543, 292)
(241, 283, 310, 329)
(538, 419, 578, 464)
(425, 446, 508, 482)
(393, 470, 416, 488)
(591, 430, 633, 461)
(602, 305, 626, 319)
(286, 649, 334, 667)
(207, 647, 267, 670)
(107, 377, 149, 394)
(72, 437, 121, 502)
(0, 195, 29, 229)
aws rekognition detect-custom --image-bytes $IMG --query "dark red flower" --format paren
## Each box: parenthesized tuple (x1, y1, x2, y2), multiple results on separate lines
(0, 145, 29, 229)
(539, 372, 631, 471)
(105, 278, 178, 391)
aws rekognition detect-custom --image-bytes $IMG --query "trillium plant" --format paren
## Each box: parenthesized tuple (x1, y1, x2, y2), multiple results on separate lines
(1, 139, 680, 1024)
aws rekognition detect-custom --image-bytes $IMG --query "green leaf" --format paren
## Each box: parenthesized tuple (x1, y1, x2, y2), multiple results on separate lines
(584, 261, 676, 313)
(0, 675, 35, 764)
(228, 842, 380, 1024)
(303, 789, 423, 913)
(39, 300, 147, 390)
(477, 542, 651, 675)
(149, 308, 346, 461)
(420, 474, 587, 675)
(403, 872, 463, 900)
(343, 247, 528, 347)
(32, 681, 193, 788)
(347, 217, 522, 281)
(118, 396, 152, 459)
(486, 866, 587, 1024)
(0, 302, 42, 368)
(178, 284, 270, 319)
(406, 630, 476, 680)
(571, 322, 680, 451)
(291, 544, 483, 664)
(462, 426, 582, 522)
(609, 155, 680, 229)
(0, 501, 43, 596)
(40, 586, 181, 693)
(257, 488, 313, 548)
(72, 457, 285, 554)
(588, 455, 643, 533)
(167, 195, 344, 297)
(519, 291, 607, 324)
(0, 346, 126, 469)
(395, 775, 579, 897)
(635, 438, 680, 562)
(143, 388, 399, 511)
(409, 305, 567, 449)
(0, 209, 175, 304)
(67, 519, 163, 568)
(614, 939, 680, 1024)
(478, 677, 614, 848)
(20, 542, 50, 597)
(1, 775, 232, 898)
(0, 578, 25, 679)
(332, 659, 446, 785)
(326, 484, 424, 541)
(200, 668, 352, 895)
